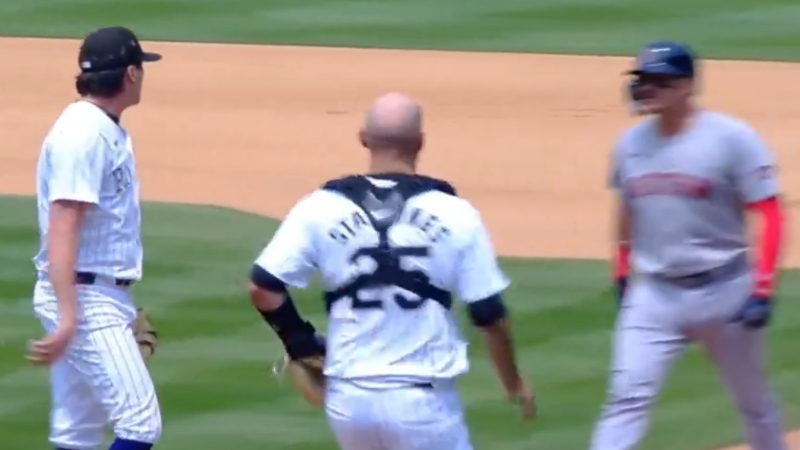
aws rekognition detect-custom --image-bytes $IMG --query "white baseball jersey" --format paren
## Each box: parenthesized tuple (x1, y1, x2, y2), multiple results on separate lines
(33, 101, 143, 280)
(254, 176, 509, 387)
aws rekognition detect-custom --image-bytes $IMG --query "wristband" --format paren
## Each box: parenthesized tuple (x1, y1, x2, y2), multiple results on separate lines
(614, 244, 630, 279)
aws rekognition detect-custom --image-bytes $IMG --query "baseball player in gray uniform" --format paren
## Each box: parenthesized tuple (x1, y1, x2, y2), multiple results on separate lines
(589, 41, 787, 450)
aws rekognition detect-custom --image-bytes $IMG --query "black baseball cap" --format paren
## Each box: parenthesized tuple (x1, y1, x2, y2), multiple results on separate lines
(78, 26, 162, 73)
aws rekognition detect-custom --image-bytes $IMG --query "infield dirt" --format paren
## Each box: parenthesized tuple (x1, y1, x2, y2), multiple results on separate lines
(0, 37, 798, 449)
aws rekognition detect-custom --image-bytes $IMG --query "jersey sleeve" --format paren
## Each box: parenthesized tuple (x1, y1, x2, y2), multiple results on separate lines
(730, 124, 779, 203)
(45, 130, 107, 204)
(455, 212, 510, 303)
(253, 194, 318, 289)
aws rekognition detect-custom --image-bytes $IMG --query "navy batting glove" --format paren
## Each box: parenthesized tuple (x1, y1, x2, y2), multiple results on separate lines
(615, 277, 628, 307)
(733, 296, 773, 329)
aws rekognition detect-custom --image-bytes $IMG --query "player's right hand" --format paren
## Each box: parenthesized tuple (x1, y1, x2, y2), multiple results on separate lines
(507, 378, 537, 421)
(27, 323, 76, 365)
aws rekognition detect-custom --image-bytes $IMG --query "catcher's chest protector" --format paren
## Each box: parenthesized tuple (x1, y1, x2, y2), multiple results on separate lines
(320, 174, 458, 313)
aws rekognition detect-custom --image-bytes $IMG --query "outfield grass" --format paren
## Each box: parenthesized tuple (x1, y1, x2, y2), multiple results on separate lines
(2, 0, 800, 59)
(2, 195, 800, 449)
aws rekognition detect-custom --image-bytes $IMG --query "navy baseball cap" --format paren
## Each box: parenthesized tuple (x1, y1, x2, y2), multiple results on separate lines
(626, 41, 695, 78)
(78, 26, 162, 73)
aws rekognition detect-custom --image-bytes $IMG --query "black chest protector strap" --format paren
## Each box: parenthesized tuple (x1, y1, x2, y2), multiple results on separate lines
(321, 175, 456, 312)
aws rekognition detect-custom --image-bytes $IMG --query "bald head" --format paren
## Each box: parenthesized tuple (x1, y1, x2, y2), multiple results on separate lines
(361, 92, 423, 152)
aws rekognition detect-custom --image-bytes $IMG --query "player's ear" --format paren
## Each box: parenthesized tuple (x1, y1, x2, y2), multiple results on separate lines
(125, 65, 139, 83)
(686, 77, 698, 96)
(406, 133, 423, 155)
(359, 130, 368, 148)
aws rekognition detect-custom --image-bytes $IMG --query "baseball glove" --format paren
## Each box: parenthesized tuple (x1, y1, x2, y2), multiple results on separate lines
(273, 334, 326, 407)
(134, 307, 158, 363)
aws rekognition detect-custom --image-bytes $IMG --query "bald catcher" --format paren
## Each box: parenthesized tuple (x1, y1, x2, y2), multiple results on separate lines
(246, 93, 536, 449)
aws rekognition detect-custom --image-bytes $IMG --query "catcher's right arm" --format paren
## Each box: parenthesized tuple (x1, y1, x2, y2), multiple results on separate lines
(248, 261, 327, 407)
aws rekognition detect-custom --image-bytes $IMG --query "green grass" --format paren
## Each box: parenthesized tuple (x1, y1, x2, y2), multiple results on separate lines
(2, 194, 800, 449)
(2, 0, 800, 59)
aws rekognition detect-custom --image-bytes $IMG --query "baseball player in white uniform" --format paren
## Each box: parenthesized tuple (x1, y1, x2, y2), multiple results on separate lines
(29, 27, 163, 450)
(591, 41, 787, 450)
(247, 93, 536, 449)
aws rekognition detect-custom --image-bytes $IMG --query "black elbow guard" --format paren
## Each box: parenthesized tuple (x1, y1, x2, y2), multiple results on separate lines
(250, 265, 310, 336)
(467, 294, 508, 327)
(259, 293, 315, 339)
(250, 265, 287, 292)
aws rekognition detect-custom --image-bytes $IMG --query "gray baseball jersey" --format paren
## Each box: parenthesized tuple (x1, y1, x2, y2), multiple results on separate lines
(609, 110, 779, 277)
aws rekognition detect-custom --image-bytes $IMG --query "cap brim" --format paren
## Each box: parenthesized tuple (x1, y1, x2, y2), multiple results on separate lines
(624, 69, 688, 78)
(142, 52, 162, 63)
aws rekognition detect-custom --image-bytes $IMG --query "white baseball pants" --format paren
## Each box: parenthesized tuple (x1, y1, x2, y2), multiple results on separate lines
(33, 280, 162, 449)
(325, 378, 473, 450)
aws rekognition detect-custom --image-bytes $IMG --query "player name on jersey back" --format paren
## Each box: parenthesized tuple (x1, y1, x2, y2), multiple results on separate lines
(255, 174, 510, 386)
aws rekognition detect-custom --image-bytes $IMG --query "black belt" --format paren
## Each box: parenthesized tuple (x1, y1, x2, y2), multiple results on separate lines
(75, 272, 134, 287)
(658, 256, 749, 289)
(412, 382, 434, 389)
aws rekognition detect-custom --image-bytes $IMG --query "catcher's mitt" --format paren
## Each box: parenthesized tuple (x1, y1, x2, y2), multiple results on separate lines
(273, 334, 326, 407)
(134, 307, 158, 363)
